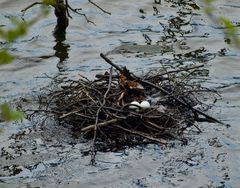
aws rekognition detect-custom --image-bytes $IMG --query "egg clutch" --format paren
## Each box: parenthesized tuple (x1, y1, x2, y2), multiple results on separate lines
(129, 101, 151, 110)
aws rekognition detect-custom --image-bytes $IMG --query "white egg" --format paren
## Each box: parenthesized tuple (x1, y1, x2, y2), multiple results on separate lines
(129, 101, 140, 109)
(140, 101, 151, 109)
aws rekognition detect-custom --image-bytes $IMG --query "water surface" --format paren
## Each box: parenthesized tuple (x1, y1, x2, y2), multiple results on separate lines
(0, 0, 240, 187)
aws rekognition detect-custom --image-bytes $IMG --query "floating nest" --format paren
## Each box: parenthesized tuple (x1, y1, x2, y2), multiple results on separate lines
(34, 54, 223, 152)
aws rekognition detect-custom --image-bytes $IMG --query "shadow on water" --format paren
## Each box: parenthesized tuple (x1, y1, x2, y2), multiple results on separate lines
(53, 30, 70, 72)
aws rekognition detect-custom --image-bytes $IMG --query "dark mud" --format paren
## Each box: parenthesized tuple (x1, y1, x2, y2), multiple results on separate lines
(0, 0, 240, 187)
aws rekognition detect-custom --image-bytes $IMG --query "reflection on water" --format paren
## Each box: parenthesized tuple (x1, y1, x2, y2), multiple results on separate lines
(53, 30, 70, 72)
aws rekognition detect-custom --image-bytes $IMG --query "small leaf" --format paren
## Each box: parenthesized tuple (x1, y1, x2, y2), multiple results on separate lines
(0, 103, 25, 122)
(0, 50, 14, 64)
(8, 19, 28, 42)
(219, 17, 237, 36)
(0, 18, 29, 42)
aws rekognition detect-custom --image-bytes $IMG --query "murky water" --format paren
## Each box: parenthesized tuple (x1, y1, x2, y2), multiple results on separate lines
(0, 0, 240, 187)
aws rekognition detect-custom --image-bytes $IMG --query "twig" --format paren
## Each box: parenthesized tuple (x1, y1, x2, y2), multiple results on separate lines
(60, 110, 95, 120)
(157, 64, 204, 77)
(171, 69, 198, 94)
(81, 118, 120, 132)
(90, 66, 113, 165)
(96, 64, 204, 81)
(100, 53, 123, 72)
(21, 2, 43, 13)
(115, 125, 167, 144)
(65, 2, 96, 25)
(146, 120, 169, 131)
(88, 0, 111, 15)
(64, 0, 72, 18)
(60, 110, 81, 119)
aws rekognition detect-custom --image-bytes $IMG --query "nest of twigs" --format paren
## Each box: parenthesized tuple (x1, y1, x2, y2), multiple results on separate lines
(38, 54, 223, 152)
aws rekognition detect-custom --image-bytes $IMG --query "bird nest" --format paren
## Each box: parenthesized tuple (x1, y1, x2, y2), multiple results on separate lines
(34, 54, 223, 153)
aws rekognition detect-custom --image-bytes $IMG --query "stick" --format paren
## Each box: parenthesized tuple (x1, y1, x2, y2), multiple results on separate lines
(65, 1, 96, 25)
(96, 64, 204, 80)
(21, 2, 43, 13)
(65, 0, 72, 18)
(99, 53, 228, 126)
(100, 53, 123, 72)
(157, 64, 204, 77)
(81, 118, 120, 132)
(90, 66, 113, 165)
(60, 110, 80, 119)
(88, 0, 111, 15)
(115, 125, 167, 144)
